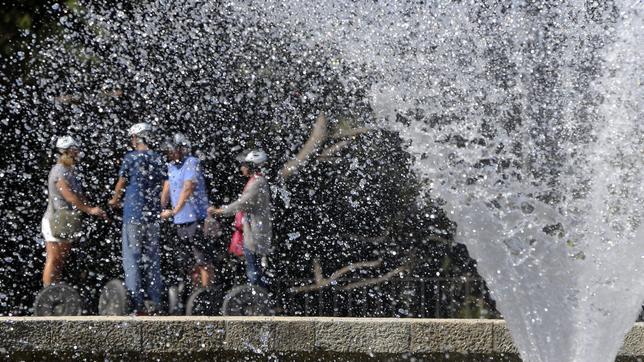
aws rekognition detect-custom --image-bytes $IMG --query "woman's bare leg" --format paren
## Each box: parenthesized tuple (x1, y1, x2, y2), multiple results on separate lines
(197, 264, 215, 288)
(43, 242, 72, 286)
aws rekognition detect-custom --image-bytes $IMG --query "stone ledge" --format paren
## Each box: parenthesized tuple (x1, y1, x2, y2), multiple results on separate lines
(0, 317, 642, 360)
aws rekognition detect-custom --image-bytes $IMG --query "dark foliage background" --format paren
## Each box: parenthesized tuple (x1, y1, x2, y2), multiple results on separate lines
(0, 0, 491, 316)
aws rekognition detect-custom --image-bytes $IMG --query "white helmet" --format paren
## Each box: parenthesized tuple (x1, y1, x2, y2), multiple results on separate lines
(243, 150, 268, 165)
(55, 135, 79, 150)
(128, 122, 153, 136)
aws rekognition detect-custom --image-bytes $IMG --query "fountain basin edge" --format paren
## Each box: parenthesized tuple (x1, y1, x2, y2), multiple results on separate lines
(0, 317, 642, 360)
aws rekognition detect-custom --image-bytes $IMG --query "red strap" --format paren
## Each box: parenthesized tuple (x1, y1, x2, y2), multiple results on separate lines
(234, 211, 244, 229)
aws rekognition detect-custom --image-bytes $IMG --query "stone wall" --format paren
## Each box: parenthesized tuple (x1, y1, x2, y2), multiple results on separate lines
(1, 317, 643, 360)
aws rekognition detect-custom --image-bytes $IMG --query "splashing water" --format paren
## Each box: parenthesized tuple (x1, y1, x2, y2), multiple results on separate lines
(234, 0, 643, 361)
(4, 0, 643, 361)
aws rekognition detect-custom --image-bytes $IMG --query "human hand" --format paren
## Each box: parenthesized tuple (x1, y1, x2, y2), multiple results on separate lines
(108, 197, 121, 208)
(90, 206, 108, 219)
(160, 209, 174, 220)
(207, 206, 224, 216)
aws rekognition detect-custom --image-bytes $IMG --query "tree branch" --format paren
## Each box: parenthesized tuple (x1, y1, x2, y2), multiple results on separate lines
(54, 95, 81, 104)
(341, 264, 410, 291)
(99, 89, 123, 98)
(327, 259, 383, 282)
(313, 258, 323, 285)
(280, 113, 328, 180)
(331, 127, 371, 139)
(318, 140, 350, 159)
(289, 259, 383, 293)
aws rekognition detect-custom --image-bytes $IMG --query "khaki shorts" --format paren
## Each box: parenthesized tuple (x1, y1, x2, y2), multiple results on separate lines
(41, 217, 70, 243)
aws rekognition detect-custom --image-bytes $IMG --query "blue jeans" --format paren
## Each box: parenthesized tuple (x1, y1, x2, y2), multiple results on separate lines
(243, 247, 268, 289)
(122, 222, 163, 311)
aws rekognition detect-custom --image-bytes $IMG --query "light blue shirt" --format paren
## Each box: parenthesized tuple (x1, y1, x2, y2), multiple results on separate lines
(168, 156, 209, 224)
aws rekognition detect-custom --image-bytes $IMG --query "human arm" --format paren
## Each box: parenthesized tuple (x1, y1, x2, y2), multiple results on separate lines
(57, 178, 106, 218)
(218, 178, 261, 217)
(161, 180, 196, 219)
(172, 180, 196, 215)
(109, 155, 131, 208)
(161, 157, 200, 219)
(161, 180, 170, 208)
(108, 177, 127, 208)
(160, 180, 172, 219)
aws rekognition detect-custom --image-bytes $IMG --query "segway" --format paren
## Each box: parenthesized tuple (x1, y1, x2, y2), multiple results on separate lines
(221, 284, 273, 316)
(167, 282, 186, 315)
(165, 217, 226, 316)
(98, 279, 129, 316)
(167, 268, 225, 316)
(33, 282, 83, 316)
(97, 271, 224, 316)
(185, 284, 225, 316)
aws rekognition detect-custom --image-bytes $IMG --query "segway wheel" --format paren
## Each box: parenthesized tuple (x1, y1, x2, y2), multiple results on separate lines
(168, 285, 180, 315)
(221, 285, 273, 316)
(33, 283, 82, 316)
(185, 285, 224, 316)
(98, 279, 129, 316)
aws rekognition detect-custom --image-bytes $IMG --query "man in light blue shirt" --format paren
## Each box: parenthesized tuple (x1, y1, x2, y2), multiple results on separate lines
(160, 133, 213, 287)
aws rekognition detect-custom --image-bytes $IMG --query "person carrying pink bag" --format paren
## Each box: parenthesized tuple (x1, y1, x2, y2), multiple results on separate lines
(210, 150, 272, 289)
